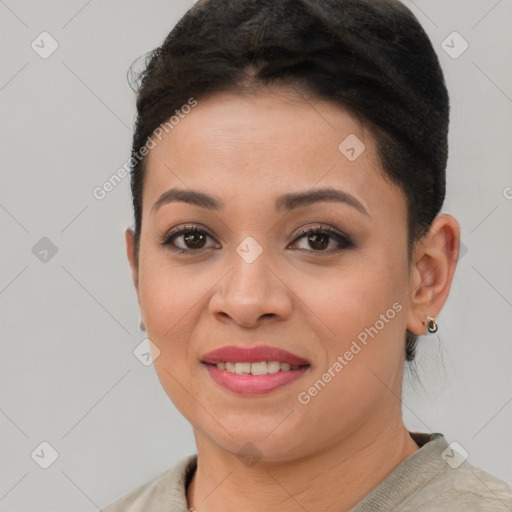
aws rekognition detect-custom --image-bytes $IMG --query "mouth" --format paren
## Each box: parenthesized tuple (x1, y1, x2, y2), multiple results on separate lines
(201, 344, 311, 395)
(204, 360, 308, 374)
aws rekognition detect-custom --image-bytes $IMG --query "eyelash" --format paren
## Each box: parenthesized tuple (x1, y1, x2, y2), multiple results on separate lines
(160, 223, 354, 255)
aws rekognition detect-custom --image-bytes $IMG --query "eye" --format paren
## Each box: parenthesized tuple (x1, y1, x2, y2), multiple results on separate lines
(161, 223, 354, 255)
(160, 224, 219, 253)
(289, 225, 354, 253)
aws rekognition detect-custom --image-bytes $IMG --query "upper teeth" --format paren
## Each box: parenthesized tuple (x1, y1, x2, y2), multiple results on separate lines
(215, 361, 301, 374)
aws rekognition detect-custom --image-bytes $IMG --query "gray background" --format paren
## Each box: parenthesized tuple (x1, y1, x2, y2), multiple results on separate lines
(1, 0, 511, 510)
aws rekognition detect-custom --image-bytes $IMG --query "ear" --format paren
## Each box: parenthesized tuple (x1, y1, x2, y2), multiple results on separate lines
(125, 227, 140, 293)
(406, 214, 460, 335)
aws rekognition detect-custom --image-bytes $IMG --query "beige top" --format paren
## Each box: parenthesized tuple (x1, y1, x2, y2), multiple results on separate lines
(102, 432, 512, 511)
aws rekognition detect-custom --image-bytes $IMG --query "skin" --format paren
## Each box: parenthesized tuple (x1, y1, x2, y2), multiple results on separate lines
(125, 86, 460, 512)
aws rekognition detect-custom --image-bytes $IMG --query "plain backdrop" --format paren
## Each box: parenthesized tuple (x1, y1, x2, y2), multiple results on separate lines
(1, 0, 511, 510)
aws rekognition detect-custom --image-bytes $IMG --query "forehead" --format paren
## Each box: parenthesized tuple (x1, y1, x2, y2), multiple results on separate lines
(142, 88, 404, 219)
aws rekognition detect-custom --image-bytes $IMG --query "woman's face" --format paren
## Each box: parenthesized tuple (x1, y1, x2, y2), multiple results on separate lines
(127, 87, 420, 460)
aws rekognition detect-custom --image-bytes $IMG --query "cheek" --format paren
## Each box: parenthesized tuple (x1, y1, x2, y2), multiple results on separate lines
(137, 254, 202, 389)
(294, 263, 406, 348)
(138, 251, 198, 337)
(292, 272, 408, 435)
(295, 259, 409, 410)
(138, 257, 205, 419)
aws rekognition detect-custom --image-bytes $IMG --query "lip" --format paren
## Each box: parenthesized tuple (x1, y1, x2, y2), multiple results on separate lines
(203, 364, 310, 395)
(201, 344, 310, 366)
(201, 344, 311, 396)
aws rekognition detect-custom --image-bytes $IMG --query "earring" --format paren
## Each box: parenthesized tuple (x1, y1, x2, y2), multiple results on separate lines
(139, 318, 146, 331)
(423, 314, 438, 334)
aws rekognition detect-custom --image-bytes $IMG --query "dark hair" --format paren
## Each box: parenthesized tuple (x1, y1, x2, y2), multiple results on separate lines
(128, 0, 449, 362)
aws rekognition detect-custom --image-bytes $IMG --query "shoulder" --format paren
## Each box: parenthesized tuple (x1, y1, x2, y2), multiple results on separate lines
(407, 457, 512, 511)
(351, 433, 512, 512)
(102, 454, 197, 512)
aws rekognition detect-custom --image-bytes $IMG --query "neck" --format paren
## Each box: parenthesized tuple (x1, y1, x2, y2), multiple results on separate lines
(186, 420, 419, 512)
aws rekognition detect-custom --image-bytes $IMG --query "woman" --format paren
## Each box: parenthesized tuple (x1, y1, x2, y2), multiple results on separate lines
(104, 0, 512, 510)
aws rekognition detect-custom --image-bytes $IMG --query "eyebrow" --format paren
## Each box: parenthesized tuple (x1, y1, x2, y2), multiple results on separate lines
(152, 187, 369, 216)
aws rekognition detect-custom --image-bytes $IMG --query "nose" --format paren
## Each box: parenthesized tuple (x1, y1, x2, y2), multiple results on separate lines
(208, 242, 293, 328)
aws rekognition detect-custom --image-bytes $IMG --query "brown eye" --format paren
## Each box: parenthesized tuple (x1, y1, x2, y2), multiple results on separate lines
(161, 224, 353, 255)
(307, 232, 329, 251)
(291, 226, 354, 253)
(181, 230, 207, 250)
(161, 225, 218, 253)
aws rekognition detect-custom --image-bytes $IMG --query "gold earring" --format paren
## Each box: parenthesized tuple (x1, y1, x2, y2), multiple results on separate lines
(423, 314, 438, 334)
